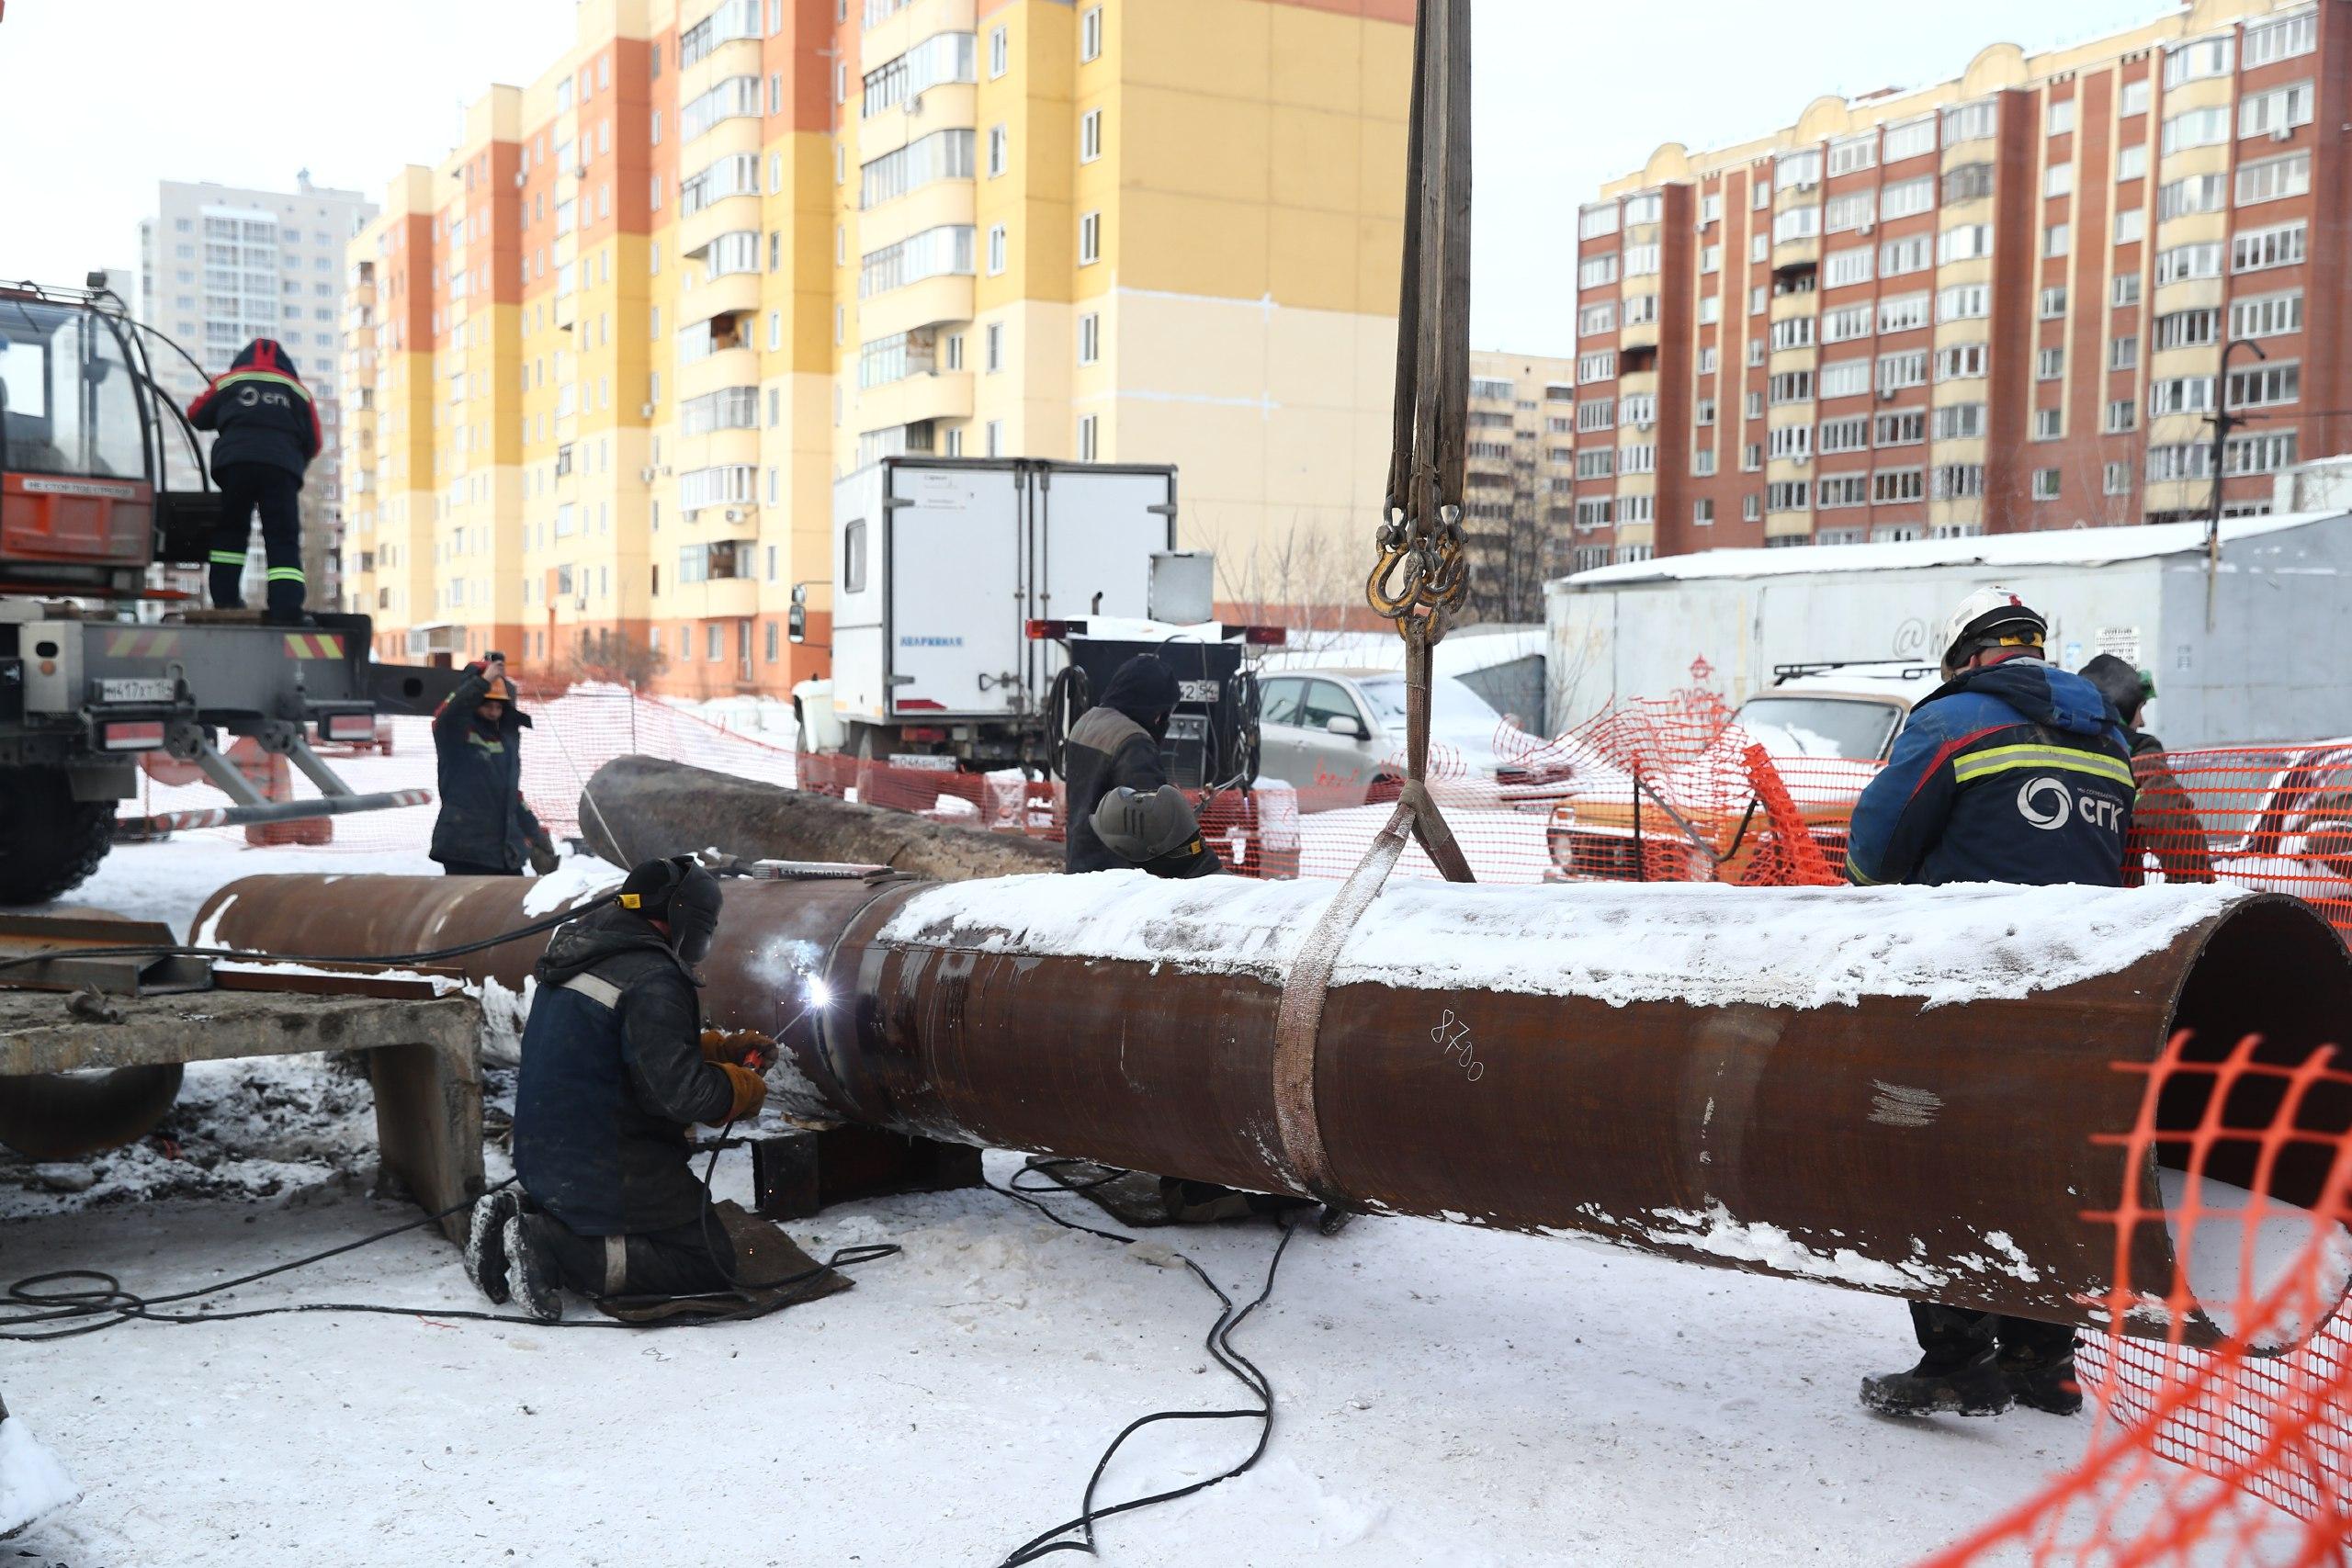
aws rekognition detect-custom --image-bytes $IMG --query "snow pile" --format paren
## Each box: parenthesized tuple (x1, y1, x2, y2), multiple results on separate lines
(0, 1415, 78, 1540)
(880, 872, 2251, 1009)
(520, 853, 627, 916)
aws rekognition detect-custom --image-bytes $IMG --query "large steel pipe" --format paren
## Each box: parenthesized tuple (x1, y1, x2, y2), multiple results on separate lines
(198, 872, 2352, 1347)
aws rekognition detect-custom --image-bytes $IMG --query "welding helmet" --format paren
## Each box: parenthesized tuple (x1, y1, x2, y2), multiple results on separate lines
(1938, 585, 2047, 678)
(1090, 784, 1204, 865)
(618, 855, 725, 965)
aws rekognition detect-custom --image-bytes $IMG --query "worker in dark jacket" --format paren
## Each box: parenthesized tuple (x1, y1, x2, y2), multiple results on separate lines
(430, 653, 559, 876)
(1063, 654, 1221, 877)
(2080, 654, 2216, 886)
(466, 856, 770, 1320)
(186, 338, 320, 623)
(1852, 588, 2135, 1422)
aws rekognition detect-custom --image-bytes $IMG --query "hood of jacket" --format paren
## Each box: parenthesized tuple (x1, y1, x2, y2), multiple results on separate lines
(230, 337, 303, 382)
(1938, 658, 2113, 738)
(1099, 654, 1179, 738)
(536, 901, 692, 987)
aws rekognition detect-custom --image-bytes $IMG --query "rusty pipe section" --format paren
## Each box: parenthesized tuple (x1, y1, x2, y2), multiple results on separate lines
(197, 871, 2352, 1347)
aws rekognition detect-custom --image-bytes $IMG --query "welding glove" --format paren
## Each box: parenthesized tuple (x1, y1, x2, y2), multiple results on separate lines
(716, 1062, 769, 1122)
(700, 1028, 777, 1070)
(526, 838, 560, 875)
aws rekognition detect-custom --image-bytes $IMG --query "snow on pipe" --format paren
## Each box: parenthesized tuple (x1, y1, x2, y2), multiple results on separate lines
(195, 870, 2352, 1348)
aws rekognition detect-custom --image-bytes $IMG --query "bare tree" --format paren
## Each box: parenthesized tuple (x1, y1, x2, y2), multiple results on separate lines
(1215, 515, 1371, 656)
(563, 628, 669, 692)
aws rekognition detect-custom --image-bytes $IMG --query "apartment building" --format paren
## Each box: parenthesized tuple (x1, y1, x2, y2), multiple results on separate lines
(1568, 0, 2348, 570)
(140, 175, 378, 602)
(342, 0, 1412, 696)
(1465, 351, 1580, 622)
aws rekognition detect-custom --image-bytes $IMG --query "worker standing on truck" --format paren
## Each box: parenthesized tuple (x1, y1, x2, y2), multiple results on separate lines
(2080, 654, 2216, 887)
(1062, 653, 1222, 878)
(430, 653, 560, 877)
(1848, 588, 2135, 1421)
(466, 856, 770, 1320)
(186, 338, 319, 624)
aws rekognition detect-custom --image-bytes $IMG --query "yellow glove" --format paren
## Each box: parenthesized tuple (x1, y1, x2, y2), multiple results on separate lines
(700, 1028, 777, 1069)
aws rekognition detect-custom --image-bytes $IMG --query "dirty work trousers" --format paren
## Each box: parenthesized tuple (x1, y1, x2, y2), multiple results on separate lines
(209, 462, 304, 620)
(538, 1207, 735, 1300)
(1911, 1302, 2076, 1367)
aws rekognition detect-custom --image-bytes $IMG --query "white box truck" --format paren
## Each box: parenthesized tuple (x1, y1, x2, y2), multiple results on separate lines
(829, 457, 1180, 770)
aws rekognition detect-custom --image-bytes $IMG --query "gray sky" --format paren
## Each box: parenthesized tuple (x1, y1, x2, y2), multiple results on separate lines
(4, 0, 2158, 355)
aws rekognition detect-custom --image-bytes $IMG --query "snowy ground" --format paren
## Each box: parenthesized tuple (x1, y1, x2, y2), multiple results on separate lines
(3, 840, 2126, 1566)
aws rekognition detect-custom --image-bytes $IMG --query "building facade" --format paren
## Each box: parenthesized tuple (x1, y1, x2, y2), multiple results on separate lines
(340, 0, 1413, 697)
(139, 175, 379, 604)
(1568, 0, 2348, 569)
(1465, 350, 1579, 623)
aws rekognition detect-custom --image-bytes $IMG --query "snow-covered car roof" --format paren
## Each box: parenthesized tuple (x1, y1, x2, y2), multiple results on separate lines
(1752, 663, 1939, 705)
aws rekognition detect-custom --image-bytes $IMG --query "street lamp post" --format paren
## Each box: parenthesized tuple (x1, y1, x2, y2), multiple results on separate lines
(2204, 337, 2269, 629)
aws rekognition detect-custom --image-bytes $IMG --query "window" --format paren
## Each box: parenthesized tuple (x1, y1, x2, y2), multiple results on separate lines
(1577, 398, 1614, 432)
(1577, 301, 1618, 336)
(1698, 296, 1721, 325)
(2237, 152, 2310, 208)
(1577, 254, 1619, 289)
(1080, 108, 1102, 164)
(1877, 292, 1928, 333)
(2157, 175, 2225, 220)
(1872, 468, 1924, 502)
(1776, 149, 1823, 187)
(2036, 346, 2064, 380)
(2114, 209, 2144, 245)
(1944, 163, 1995, 205)
(2109, 335, 2140, 371)
(986, 125, 1007, 178)
(2156, 243, 2222, 284)
(1766, 480, 1810, 513)
(989, 23, 1007, 77)
(1078, 414, 1099, 462)
(1768, 370, 1813, 405)
(2105, 461, 2132, 496)
(1883, 116, 1936, 162)
(1933, 343, 1986, 382)
(1697, 346, 1718, 375)
(1819, 359, 1869, 400)
(2227, 360, 2299, 411)
(1877, 349, 1928, 391)
(1770, 209, 1818, 244)
(2153, 309, 2218, 351)
(1693, 499, 1716, 526)
(2107, 399, 2137, 433)
(2163, 35, 2233, 88)
(857, 225, 975, 296)
(1700, 243, 1721, 274)
(2231, 290, 2302, 340)
(984, 321, 1002, 372)
(1941, 100, 1996, 145)
(2244, 8, 2317, 68)
(1747, 337, 1766, 367)
(1820, 415, 1869, 453)
(1816, 474, 1870, 510)
(1769, 316, 1814, 352)
(2225, 430, 2298, 475)
(1746, 391, 1764, 420)
(2113, 274, 2142, 308)
(1694, 400, 1716, 427)
(1824, 247, 1873, 288)
(1937, 283, 1989, 322)
(984, 420, 1002, 457)
(1622, 193, 1663, 226)
(1699, 193, 1722, 226)
(2032, 408, 2063, 440)
(2161, 106, 2229, 156)
(1623, 243, 1661, 276)
(1080, 5, 1102, 60)
(861, 31, 977, 118)
(2116, 144, 2147, 183)
(1577, 204, 1620, 240)
(2120, 79, 2150, 118)
(1881, 175, 1934, 220)
(684, 74, 763, 140)
(1822, 303, 1872, 343)
(2147, 444, 2212, 482)
(1829, 133, 1876, 175)
(1742, 442, 1762, 470)
(1880, 235, 1931, 278)
(2039, 286, 2067, 319)
(1621, 392, 1656, 425)
(2043, 162, 2074, 199)
(1078, 311, 1100, 366)
(1931, 463, 1984, 501)
(1078, 211, 1101, 265)
(1753, 180, 1771, 210)
(1620, 443, 1657, 475)
(2232, 222, 2305, 274)
(2031, 468, 2061, 501)
(987, 224, 1007, 275)
(1576, 498, 1612, 530)
(1767, 423, 1811, 460)
(2149, 375, 2215, 415)
(2048, 99, 2075, 138)
(2041, 223, 2070, 259)
(1876, 409, 1925, 447)
(1933, 403, 1986, 440)
(2239, 80, 2314, 140)
(1577, 351, 1616, 384)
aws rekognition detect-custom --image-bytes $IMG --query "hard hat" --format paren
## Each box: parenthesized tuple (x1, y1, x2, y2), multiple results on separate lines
(1939, 585, 2047, 674)
(479, 675, 520, 705)
(618, 854, 725, 965)
(1090, 784, 1203, 864)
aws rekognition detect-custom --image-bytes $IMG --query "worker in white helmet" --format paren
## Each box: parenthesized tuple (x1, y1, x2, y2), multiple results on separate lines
(1849, 586, 2136, 1421)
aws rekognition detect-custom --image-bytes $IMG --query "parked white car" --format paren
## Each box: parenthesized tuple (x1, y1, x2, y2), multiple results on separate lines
(1254, 668, 1555, 808)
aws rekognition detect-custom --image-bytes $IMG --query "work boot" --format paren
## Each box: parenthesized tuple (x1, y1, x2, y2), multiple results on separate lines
(464, 1189, 524, 1304)
(504, 1213, 566, 1323)
(1859, 1349, 2013, 1417)
(1998, 1346, 2084, 1416)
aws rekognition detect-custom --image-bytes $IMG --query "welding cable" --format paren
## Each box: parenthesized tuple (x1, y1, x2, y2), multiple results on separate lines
(0, 894, 622, 978)
(0, 1174, 899, 1341)
(985, 1156, 1298, 1566)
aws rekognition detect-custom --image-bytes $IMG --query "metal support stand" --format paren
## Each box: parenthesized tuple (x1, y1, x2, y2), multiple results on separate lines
(748, 1125, 984, 1220)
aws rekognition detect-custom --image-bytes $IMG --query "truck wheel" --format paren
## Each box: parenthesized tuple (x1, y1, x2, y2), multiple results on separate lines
(0, 1065, 185, 1160)
(0, 767, 117, 905)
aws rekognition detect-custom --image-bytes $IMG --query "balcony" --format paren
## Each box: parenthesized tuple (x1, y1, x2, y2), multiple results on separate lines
(679, 270, 763, 327)
(863, 273, 975, 341)
(856, 368, 974, 433)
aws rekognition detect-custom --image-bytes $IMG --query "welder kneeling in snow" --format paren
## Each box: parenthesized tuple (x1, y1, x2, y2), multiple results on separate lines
(464, 856, 770, 1321)
(1848, 588, 2134, 1421)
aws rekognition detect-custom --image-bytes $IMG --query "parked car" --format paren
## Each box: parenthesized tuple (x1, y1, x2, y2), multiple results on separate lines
(1542, 662, 1936, 882)
(1254, 668, 1555, 809)
(2209, 739, 2352, 938)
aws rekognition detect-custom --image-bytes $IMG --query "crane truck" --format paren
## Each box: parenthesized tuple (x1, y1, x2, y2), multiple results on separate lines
(0, 277, 459, 903)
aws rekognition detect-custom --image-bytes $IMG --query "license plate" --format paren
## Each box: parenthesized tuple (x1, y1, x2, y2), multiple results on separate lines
(1178, 679, 1220, 705)
(890, 753, 959, 772)
(98, 677, 175, 704)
